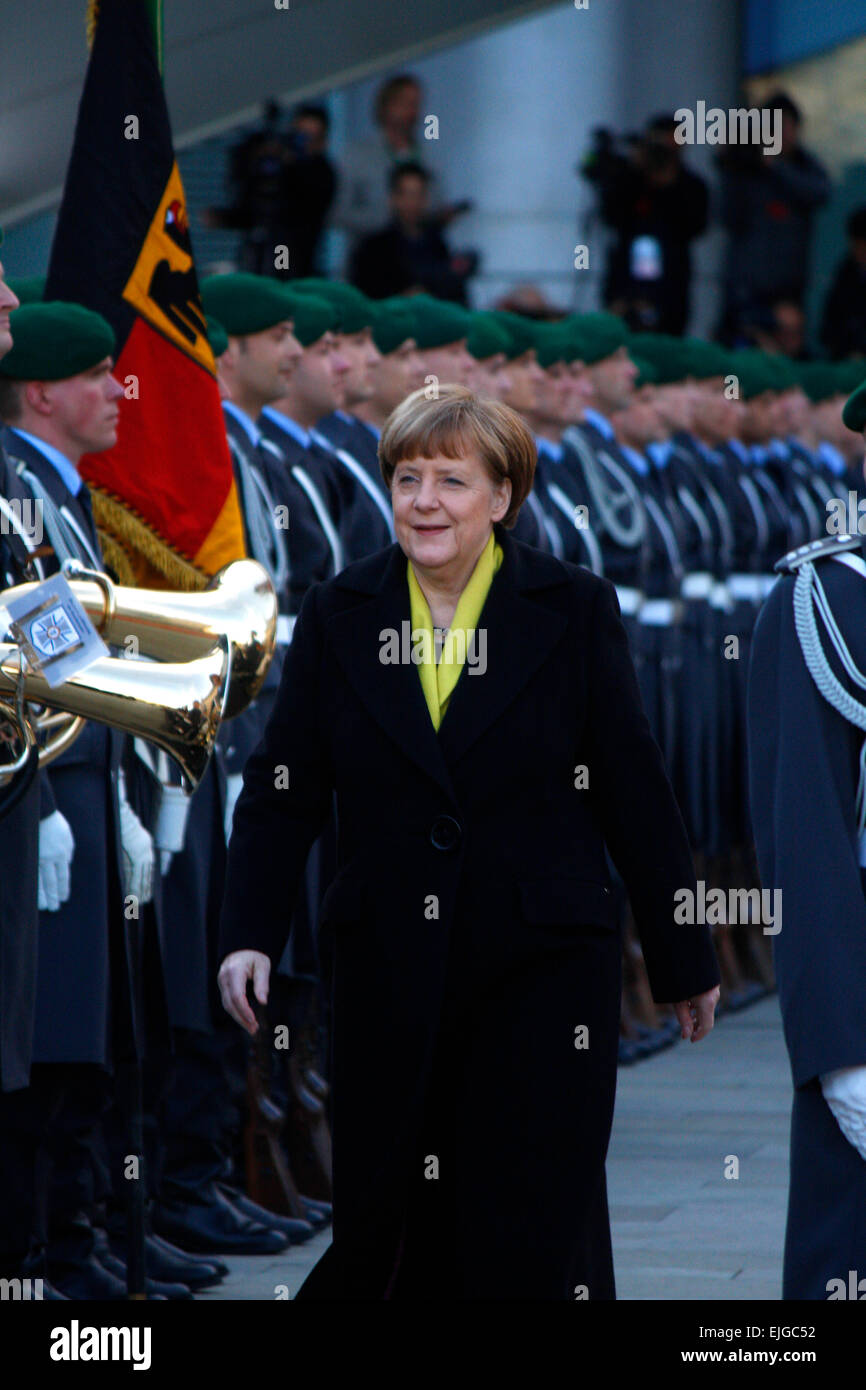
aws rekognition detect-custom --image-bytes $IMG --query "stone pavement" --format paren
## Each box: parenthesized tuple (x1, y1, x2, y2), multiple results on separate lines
(203, 993, 791, 1301)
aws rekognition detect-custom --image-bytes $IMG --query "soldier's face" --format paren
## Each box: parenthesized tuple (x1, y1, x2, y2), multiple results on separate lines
(373, 340, 422, 411)
(498, 353, 543, 415)
(294, 334, 349, 416)
(533, 363, 572, 427)
(37, 358, 123, 456)
(232, 322, 301, 407)
(339, 330, 380, 407)
(470, 354, 510, 398)
(586, 348, 637, 415)
(0, 263, 20, 360)
(421, 341, 475, 391)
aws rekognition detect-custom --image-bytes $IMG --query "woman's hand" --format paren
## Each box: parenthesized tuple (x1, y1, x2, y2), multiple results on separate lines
(673, 985, 720, 1043)
(218, 950, 271, 1035)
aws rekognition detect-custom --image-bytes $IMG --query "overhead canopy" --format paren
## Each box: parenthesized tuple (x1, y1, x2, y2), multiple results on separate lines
(0, 0, 555, 224)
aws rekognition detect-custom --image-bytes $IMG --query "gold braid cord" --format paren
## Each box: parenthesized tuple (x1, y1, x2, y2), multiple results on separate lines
(90, 487, 210, 592)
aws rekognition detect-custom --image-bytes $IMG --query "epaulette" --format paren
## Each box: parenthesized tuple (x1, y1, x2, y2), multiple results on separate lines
(774, 533, 861, 574)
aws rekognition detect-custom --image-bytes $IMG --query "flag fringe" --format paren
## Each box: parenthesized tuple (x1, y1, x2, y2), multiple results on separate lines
(91, 487, 210, 591)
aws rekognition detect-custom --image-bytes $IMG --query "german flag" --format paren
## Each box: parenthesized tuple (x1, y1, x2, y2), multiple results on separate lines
(44, 0, 245, 589)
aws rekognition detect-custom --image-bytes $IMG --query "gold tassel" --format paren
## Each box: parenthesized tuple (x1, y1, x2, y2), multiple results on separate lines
(90, 487, 210, 592)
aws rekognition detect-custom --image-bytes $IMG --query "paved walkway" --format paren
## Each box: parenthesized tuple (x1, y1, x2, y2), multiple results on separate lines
(203, 994, 791, 1300)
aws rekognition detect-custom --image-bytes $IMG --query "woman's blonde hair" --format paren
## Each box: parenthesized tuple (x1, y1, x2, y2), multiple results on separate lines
(378, 384, 536, 529)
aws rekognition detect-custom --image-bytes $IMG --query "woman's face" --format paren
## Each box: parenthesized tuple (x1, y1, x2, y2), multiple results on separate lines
(391, 447, 511, 576)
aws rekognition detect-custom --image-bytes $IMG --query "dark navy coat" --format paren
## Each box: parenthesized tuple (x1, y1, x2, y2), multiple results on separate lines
(220, 521, 719, 1299)
(748, 548, 866, 1299)
(0, 444, 43, 1089)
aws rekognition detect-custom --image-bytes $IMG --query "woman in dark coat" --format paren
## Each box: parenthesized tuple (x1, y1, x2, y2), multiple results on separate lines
(218, 384, 719, 1300)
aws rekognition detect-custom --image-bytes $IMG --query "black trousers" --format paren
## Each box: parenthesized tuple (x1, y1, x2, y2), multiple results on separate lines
(0, 1063, 111, 1274)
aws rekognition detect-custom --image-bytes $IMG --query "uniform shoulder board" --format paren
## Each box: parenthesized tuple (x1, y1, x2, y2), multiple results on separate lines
(774, 533, 861, 574)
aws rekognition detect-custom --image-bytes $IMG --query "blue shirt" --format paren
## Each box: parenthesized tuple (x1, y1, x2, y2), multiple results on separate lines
(726, 438, 749, 465)
(619, 443, 650, 476)
(535, 436, 563, 464)
(582, 408, 615, 441)
(817, 441, 847, 478)
(261, 406, 310, 450)
(8, 428, 82, 495)
(647, 440, 673, 470)
(222, 401, 261, 448)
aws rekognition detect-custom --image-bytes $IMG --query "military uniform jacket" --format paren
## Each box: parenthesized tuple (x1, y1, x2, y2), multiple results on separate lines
(748, 540, 866, 1298)
(4, 432, 133, 1065)
(0, 442, 45, 1088)
(219, 522, 718, 1298)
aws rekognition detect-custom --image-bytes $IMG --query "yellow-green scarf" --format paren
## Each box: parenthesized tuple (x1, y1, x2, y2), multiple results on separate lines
(407, 529, 503, 731)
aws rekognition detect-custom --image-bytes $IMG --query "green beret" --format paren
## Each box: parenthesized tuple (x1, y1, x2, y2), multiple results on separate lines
(7, 275, 45, 305)
(205, 315, 229, 359)
(408, 295, 471, 351)
(491, 311, 542, 360)
(280, 291, 339, 347)
(466, 313, 512, 362)
(200, 272, 294, 337)
(630, 354, 658, 388)
(294, 280, 374, 335)
(571, 312, 630, 365)
(534, 323, 572, 369)
(370, 302, 416, 355)
(842, 370, 866, 432)
(0, 301, 116, 380)
(728, 350, 776, 401)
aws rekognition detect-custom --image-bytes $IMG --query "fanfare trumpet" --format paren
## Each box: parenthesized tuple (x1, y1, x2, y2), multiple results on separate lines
(0, 640, 229, 791)
(9, 559, 277, 720)
(0, 559, 277, 791)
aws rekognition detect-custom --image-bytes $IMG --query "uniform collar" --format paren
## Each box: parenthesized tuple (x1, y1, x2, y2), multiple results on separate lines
(261, 406, 310, 450)
(222, 401, 261, 448)
(582, 408, 615, 440)
(535, 435, 563, 463)
(7, 428, 82, 496)
(619, 442, 650, 475)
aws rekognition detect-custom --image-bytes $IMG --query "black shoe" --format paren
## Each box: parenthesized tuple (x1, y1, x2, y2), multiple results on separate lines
(215, 1183, 316, 1243)
(39, 1280, 70, 1300)
(148, 1232, 228, 1281)
(135, 1233, 225, 1290)
(97, 1248, 193, 1300)
(152, 1189, 289, 1256)
(300, 1196, 332, 1224)
(51, 1255, 161, 1302)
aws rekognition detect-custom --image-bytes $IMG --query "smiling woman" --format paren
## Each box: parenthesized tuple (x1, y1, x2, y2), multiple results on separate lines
(217, 383, 720, 1301)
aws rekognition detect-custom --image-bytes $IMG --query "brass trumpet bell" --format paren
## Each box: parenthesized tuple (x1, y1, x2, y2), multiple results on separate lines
(0, 640, 230, 791)
(8, 559, 277, 720)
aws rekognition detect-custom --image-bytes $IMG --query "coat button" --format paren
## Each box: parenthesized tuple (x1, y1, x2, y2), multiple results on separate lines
(430, 815, 461, 852)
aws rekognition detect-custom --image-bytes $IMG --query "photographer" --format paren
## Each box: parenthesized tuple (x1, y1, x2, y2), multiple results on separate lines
(349, 163, 476, 303)
(717, 92, 830, 345)
(581, 114, 709, 335)
(206, 100, 336, 279)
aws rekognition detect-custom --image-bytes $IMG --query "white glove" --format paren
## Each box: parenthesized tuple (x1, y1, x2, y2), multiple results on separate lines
(820, 1064, 866, 1161)
(224, 773, 244, 844)
(118, 772, 155, 905)
(37, 810, 75, 912)
(153, 782, 192, 877)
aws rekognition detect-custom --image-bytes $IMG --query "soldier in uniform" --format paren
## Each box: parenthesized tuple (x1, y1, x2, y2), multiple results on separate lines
(292, 279, 395, 560)
(747, 368, 866, 1298)
(0, 301, 167, 1298)
(0, 260, 66, 1296)
(150, 276, 312, 1256)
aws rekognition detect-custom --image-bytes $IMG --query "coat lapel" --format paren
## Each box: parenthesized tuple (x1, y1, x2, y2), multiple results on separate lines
(327, 525, 569, 798)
